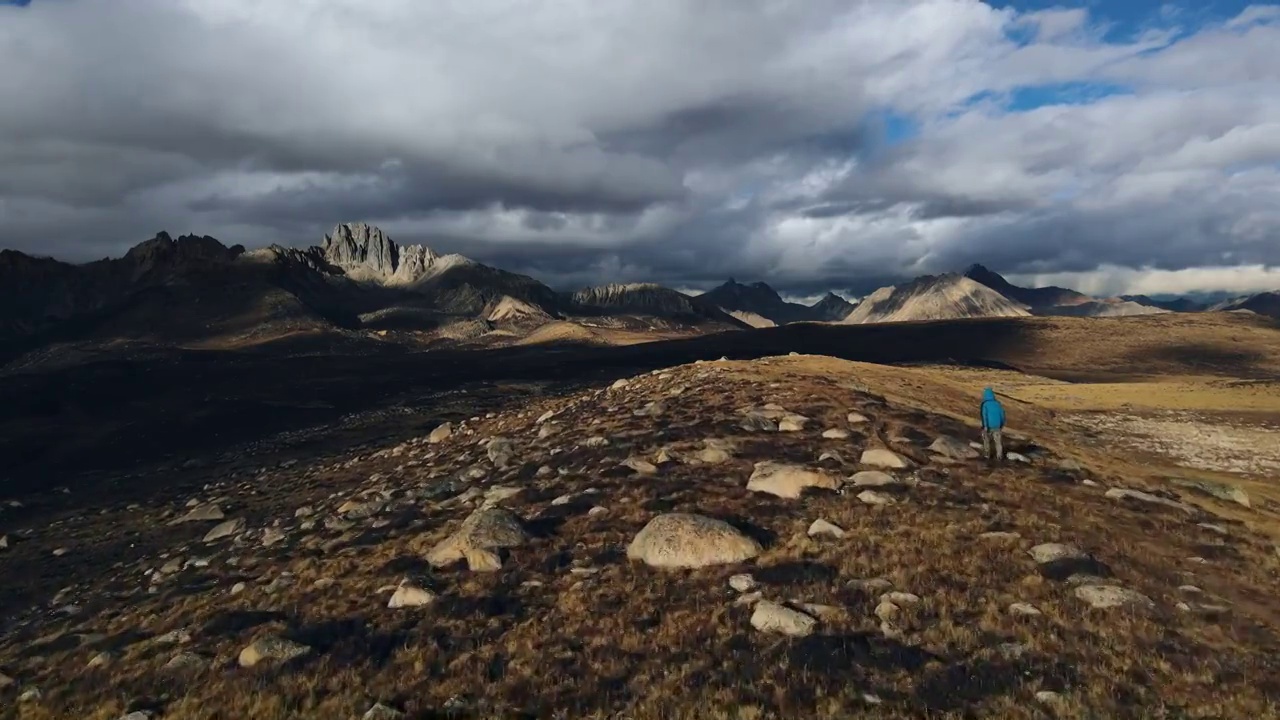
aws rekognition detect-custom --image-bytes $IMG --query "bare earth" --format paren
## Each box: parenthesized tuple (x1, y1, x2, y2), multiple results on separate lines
(2, 350, 1279, 719)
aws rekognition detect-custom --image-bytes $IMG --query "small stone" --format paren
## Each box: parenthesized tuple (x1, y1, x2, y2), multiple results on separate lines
(750, 600, 817, 637)
(388, 583, 436, 608)
(729, 574, 758, 593)
(849, 470, 907, 487)
(363, 703, 406, 720)
(733, 591, 764, 607)
(880, 591, 920, 605)
(847, 578, 893, 593)
(778, 414, 809, 432)
(0, 535, 8, 550)
(1028, 543, 1086, 564)
(1035, 691, 1064, 706)
(238, 636, 311, 667)
(174, 503, 225, 523)
(847, 412, 869, 424)
(1197, 523, 1228, 535)
(313, 578, 335, 590)
(294, 506, 314, 518)
(1178, 585, 1203, 594)
(610, 378, 630, 390)
(52, 547, 69, 556)
(588, 506, 607, 516)
(583, 436, 610, 448)
(857, 490, 895, 505)
(428, 423, 453, 444)
(19, 688, 42, 702)
(230, 582, 247, 595)
(1009, 602, 1042, 616)
(1073, 584, 1155, 610)
(807, 519, 846, 539)
(928, 436, 979, 460)
(260, 528, 286, 548)
(1006, 452, 1030, 463)
(164, 652, 209, 672)
(822, 428, 850, 439)
(623, 457, 659, 475)
(86, 651, 115, 669)
(203, 518, 245, 543)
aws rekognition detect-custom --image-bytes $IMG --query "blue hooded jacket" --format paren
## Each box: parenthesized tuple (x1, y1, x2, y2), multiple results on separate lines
(980, 387, 1005, 430)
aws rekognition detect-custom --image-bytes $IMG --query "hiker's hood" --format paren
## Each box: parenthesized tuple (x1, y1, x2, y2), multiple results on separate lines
(982, 388, 996, 401)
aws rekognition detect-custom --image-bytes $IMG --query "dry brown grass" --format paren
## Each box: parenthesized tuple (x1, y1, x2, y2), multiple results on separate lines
(3, 356, 1280, 719)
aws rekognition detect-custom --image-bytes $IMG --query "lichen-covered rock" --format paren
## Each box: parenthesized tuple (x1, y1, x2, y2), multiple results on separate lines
(627, 513, 762, 569)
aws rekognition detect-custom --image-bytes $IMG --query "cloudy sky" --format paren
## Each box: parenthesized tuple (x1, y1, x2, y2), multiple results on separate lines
(2, 0, 1279, 297)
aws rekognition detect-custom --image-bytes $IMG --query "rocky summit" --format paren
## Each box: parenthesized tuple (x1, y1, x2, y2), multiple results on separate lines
(0, 354, 1278, 719)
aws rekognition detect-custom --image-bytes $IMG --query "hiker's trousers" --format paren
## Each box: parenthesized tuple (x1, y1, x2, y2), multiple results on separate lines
(982, 428, 1003, 461)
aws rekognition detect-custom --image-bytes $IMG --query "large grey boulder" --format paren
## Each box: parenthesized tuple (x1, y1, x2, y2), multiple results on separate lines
(626, 513, 762, 569)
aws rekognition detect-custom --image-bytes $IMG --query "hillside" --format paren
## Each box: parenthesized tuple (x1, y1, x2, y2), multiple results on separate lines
(2, 351, 1278, 718)
(841, 274, 1032, 324)
(569, 283, 742, 329)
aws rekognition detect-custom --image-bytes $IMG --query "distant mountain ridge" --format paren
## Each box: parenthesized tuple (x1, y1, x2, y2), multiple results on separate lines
(3, 226, 1278, 358)
(697, 279, 857, 325)
(841, 273, 1031, 324)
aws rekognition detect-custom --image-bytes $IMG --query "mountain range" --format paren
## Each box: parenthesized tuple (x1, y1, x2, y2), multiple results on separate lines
(2, 222, 1276, 360)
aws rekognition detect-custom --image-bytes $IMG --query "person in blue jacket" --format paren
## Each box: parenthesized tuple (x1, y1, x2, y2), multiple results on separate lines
(980, 387, 1006, 462)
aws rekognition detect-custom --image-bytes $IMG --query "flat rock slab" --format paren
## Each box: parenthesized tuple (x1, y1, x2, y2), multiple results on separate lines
(1171, 478, 1250, 508)
(627, 513, 762, 569)
(173, 504, 225, 523)
(202, 518, 245, 543)
(1074, 584, 1155, 610)
(747, 462, 841, 499)
(929, 436, 979, 460)
(1105, 488, 1195, 515)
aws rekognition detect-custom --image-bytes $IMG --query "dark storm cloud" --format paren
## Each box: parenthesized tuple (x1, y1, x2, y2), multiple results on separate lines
(1, 1, 1279, 295)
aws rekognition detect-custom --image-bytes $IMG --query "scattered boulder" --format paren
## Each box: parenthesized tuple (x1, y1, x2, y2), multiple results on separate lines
(847, 412, 869, 424)
(1171, 478, 1250, 508)
(1028, 543, 1087, 565)
(860, 449, 910, 469)
(428, 423, 453, 444)
(750, 600, 817, 637)
(388, 582, 436, 608)
(626, 513, 762, 569)
(174, 504, 225, 523)
(238, 636, 311, 667)
(849, 470, 909, 487)
(1006, 452, 1030, 463)
(807, 519, 846, 539)
(747, 462, 841, 499)
(583, 436, 610, 448)
(741, 412, 778, 432)
(822, 428, 850, 439)
(486, 437, 515, 468)
(1105, 488, 1195, 515)
(777, 414, 809, 432)
(260, 527, 286, 548)
(729, 574, 758, 593)
(928, 436, 979, 460)
(623, 457, 659, 475)
(164, 652, 209, 673)
(202, 518, 245, 543)
(426, 508, 529, 572)
(1009, 602, 1042, 616)
(857, 490, 895, 506)
(364, 704, 406, 720)
(1074, 584, 1154, 610)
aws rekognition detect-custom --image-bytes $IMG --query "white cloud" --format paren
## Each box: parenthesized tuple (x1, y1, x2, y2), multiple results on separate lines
(0, 0, 1277, 297)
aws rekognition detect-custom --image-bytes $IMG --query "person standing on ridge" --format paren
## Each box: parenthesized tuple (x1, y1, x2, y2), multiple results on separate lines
(980, 387, 1005, 462)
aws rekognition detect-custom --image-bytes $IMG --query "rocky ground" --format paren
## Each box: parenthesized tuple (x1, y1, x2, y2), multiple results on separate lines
(2, 355, 1279, 719)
